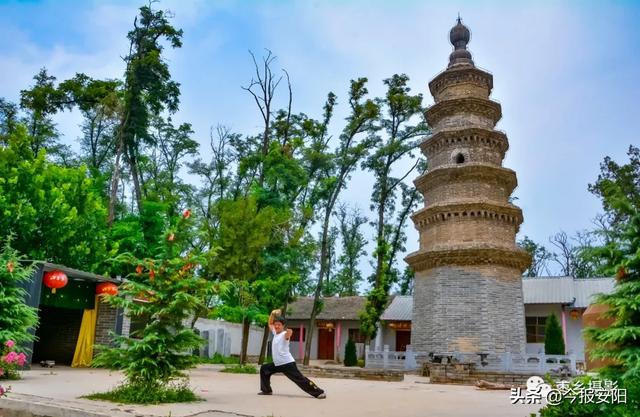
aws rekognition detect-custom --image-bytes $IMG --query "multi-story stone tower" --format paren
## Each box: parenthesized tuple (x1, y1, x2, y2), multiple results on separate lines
(406, 18, 531, 355)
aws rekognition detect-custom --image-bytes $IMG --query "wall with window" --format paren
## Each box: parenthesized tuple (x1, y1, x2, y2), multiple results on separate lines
(523, 303, 586, 361)
(286, 320, 367, 361)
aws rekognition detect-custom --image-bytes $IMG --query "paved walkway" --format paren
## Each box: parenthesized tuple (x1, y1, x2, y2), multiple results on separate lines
(2, 365, 542, 417)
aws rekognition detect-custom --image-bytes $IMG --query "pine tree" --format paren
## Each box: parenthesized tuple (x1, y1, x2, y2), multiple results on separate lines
(93, 209, 215, 401)
(0, 238, 38, 349)
(344, 339, 357, 367)
(587, 184, 640, 396)
(544, 313, 565, 355)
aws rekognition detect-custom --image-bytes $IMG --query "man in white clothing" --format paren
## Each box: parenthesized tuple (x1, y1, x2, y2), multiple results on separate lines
(258, 309, 326, 399)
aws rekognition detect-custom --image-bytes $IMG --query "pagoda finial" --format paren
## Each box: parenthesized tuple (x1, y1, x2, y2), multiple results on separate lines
(448, 16, 474, 68)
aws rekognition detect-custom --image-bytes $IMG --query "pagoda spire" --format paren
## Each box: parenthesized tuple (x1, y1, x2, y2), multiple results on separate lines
(448, 16, 474, 68)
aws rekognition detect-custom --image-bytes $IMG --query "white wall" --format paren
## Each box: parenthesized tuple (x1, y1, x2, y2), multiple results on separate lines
(194, 318, 264, 357)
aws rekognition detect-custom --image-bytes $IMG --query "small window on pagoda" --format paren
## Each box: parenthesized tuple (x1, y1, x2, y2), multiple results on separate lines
(455, 153, 465, 164)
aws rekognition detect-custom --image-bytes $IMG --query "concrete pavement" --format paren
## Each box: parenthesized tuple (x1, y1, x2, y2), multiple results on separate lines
(1, 365, 542, 417)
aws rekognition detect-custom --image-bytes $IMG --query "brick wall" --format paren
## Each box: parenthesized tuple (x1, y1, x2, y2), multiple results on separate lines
(94, 299, 118, 346)
(411, 265, 526, 355)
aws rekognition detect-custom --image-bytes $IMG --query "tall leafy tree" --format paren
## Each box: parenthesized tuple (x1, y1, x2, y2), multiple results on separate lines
(303, 78, 379, 364)
(59, 74, 121, 175)
(109, 4, 183, 223)
(0, 98, 19, 142)
(144, 116, 199, 215)
(0, 126, 109, 270)
(19, 68, 70, 156)
(210, 196, 286, 364)
(332, 204, 367, 296)
(360, 74, 428, 341)
(538, 149, 640, 416)
(518, 236, 553, 277)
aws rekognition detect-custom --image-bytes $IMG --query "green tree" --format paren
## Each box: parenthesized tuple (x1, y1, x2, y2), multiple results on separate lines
(518, 236, 553, 277)
(544, 313, 565, 355)
(58, 73, 121, 175)
(0, 125, 109, 270)
(538, 149, 640, 416)
(19, 68, 70, 157)
(0, 240, 39, 350)
(360, 74, 428, 342)
(333, 204, 367, 296)
(398, 266, 414, 296)
(144, 116, 199, 215)
(210, 196, 285, 364)
(344, 339, 357, 367)
(304, 78, 379, 365)
(0, 98, 19, 141)
(109, 4, 184, 222)
(93, 211, 213, 402)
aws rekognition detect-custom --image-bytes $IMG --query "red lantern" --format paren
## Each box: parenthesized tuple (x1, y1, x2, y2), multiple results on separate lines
(96, 282, 118, 296)
(183, 209, 192, 219)
(43, 270, 68, 294)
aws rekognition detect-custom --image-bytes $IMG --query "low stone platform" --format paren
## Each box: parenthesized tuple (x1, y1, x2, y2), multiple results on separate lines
(425, 363, 536, 386)
(299, 365, 404, 381)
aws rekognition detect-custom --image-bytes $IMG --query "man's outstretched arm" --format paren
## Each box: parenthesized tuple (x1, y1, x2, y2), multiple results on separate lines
(268, 309, 281, 333)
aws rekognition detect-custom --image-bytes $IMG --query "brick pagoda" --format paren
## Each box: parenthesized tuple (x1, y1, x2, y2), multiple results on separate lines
(406, 18, 531, 355)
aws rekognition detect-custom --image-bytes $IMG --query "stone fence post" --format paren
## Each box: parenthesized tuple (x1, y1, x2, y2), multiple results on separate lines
(383, 345, 389, 369)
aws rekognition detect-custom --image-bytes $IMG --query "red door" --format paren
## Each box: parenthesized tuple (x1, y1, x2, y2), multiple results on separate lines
(317, 328, 335, 360)
(395, 331, 411, 352)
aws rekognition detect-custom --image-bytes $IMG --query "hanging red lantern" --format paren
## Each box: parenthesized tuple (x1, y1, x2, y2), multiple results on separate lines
(135, 265, 143, 275)
(96, 282, 118, 296)
(183, 209, 192, 219)
(43, 270, 68, 294)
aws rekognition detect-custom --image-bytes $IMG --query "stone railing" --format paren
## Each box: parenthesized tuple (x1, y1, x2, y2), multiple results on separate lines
(365, 346, 577, 376)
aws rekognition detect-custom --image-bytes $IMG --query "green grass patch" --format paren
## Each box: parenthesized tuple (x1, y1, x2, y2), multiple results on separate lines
(83, 381, 200, 404)
(196, 352, 240, 365)
(220, 364, 258, 374)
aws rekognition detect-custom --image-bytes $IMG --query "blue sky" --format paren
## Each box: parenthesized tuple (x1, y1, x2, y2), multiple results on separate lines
(1, 0, 639, 277)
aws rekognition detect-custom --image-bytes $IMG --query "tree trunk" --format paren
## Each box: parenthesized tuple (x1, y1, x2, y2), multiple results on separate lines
(240, 316, 250, 365)
(304, 208, 332, 365)
(258, 325, 270, 364)
(108, 135, 124, 226)
(128, 149, 144, 214)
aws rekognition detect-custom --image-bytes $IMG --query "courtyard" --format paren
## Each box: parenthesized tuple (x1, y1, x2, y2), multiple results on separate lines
(2, 365, 541, 417)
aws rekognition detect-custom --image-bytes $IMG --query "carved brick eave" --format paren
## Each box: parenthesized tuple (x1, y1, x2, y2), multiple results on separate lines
(420, 127, 509, 156)
(428, 66, 494, 98)
(405, 247, 532, 272)
(410, 200, 524, 227)
(414, 163, 518, 193)
(425, 97, 502, 126)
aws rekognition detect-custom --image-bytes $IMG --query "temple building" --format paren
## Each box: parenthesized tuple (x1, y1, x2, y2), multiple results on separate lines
(405, 18, 531, 354)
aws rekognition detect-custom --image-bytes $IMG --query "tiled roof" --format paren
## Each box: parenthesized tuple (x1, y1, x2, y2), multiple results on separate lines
(286, 296, 367, 320)
(381, 295, 413, 321)
(522, 277, 615, 308)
